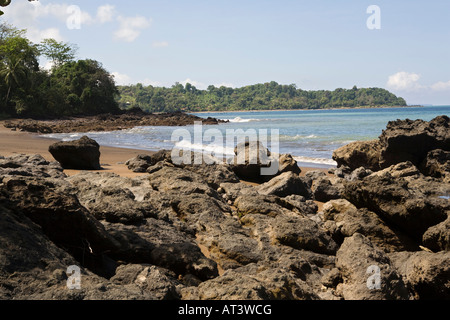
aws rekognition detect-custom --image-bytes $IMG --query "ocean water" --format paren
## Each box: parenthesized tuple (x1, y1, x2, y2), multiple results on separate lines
(42, 106, 450, 168)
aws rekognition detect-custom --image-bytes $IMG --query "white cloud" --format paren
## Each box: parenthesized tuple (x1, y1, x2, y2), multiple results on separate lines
(114, 16, 151, 42)
(387, 72, 422, 91)
(97, 5, 116, 23)
(387, 72, 450, 95)
(430, 80, 450, 91)
(25, 27, 64, 43)
(152, 41, 169, 48)
(112, 72, 132, 85)
(1, 1, 96, 43)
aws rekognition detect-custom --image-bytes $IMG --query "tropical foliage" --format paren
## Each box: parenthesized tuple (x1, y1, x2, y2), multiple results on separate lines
(0, 23, 120, 117)
(117, 82, 407, 113)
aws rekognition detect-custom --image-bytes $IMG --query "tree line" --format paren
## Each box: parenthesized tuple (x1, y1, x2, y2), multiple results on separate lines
(117, 82, 407, 113)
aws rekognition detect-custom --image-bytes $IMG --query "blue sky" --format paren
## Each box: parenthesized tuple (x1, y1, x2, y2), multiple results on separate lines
(2, 0, 450, 105)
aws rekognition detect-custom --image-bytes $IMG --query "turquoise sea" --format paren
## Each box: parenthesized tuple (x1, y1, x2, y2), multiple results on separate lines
(43, 106, 450, 168)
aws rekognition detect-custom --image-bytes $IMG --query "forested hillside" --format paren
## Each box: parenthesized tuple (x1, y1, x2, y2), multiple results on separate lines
(117, 82, 408, 113)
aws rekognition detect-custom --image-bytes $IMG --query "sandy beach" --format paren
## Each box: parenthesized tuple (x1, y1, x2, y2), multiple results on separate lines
(0, 122, 149, 178)
(0, 121, 330, 180)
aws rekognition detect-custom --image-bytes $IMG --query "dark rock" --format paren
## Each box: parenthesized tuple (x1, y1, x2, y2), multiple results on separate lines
(4, 112, 227, 134)
(332, 140, 382, 171)
(271, 214, 338, 255)
(422, 215, 450, 252)
(0, 177, 120, 266)
(49, 136, 101, 170)
(181, 263, 320, 300)
(0, 154, 66, 180)
(348, 167, 373, 181)
(389, 251, 450, 299)
(228, 140, 272, 181)
(311, 177, 342, 202)
(278, 153, 302, 175)
(147, 166, 218, 198)
(419, 149, 450, 182)
(332, 115, 450, 173)
(229, 140, 301, 182)
(379, 115, 450, 169)
(234, 193, 285, 217)
(257, 171, 313, 199)
(281, 195, 318, 216)
(103, 218, 219, 281)
(197, 221, 264, 271)
(0, 203, 154, 300)
(110, 264, 182, 300)
(343, 171, 448, 240)
(322, 199, 417, 252)
(126, 150, 172, 173)
(335, 233, 411, 300)
(182, 163, 240, 189)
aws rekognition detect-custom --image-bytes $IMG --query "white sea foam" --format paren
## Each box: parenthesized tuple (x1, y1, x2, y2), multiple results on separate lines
(293, 156, 337, 167)
(227, 117, 257, 123)
(279, 134, 319, 141)
(174, 140, 236, 157)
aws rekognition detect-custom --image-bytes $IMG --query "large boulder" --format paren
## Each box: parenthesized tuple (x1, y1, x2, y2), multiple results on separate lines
(379, 115, 450, 169)
(181, 263, 319, 300)
(322, 199, 417, 252)
(0, 203, 157, 300)
(125, 150, 172, 173)
(343, 170, 448, 241)
(49, 136, 101, 170)
(334, 233, 411, 300)
(389, 251, 450, 299)
(103, 218, 219, 281)
(270, 214, 338, 255)
(229, 140, 301, 182)
(256, 171, 313, 199)
(0, 176, 121, 277)
(332, 115, 450, 173)
(332, 140, 382, 171)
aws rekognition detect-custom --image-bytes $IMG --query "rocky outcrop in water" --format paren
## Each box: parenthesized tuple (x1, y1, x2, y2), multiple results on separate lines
(333, 115, 450, 171)
(3, 110, 227, 134)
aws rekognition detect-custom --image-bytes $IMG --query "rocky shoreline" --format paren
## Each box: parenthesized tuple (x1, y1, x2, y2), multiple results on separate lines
(2, 109, 227, 134)
(0, 115, 449, 300)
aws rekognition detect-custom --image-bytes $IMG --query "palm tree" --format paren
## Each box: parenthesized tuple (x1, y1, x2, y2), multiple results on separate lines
(0, 56, 26, 106)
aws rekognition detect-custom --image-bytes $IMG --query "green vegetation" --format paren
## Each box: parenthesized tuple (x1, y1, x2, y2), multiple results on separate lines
(117, 82, 407, 113)
(0, 22, 120, 118)
(0, 21, 407, 119)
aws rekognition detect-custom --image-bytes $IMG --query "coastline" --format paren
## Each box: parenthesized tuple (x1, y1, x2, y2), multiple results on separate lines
(0, 121, 330, 179)
(189, 105, 425, 115)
